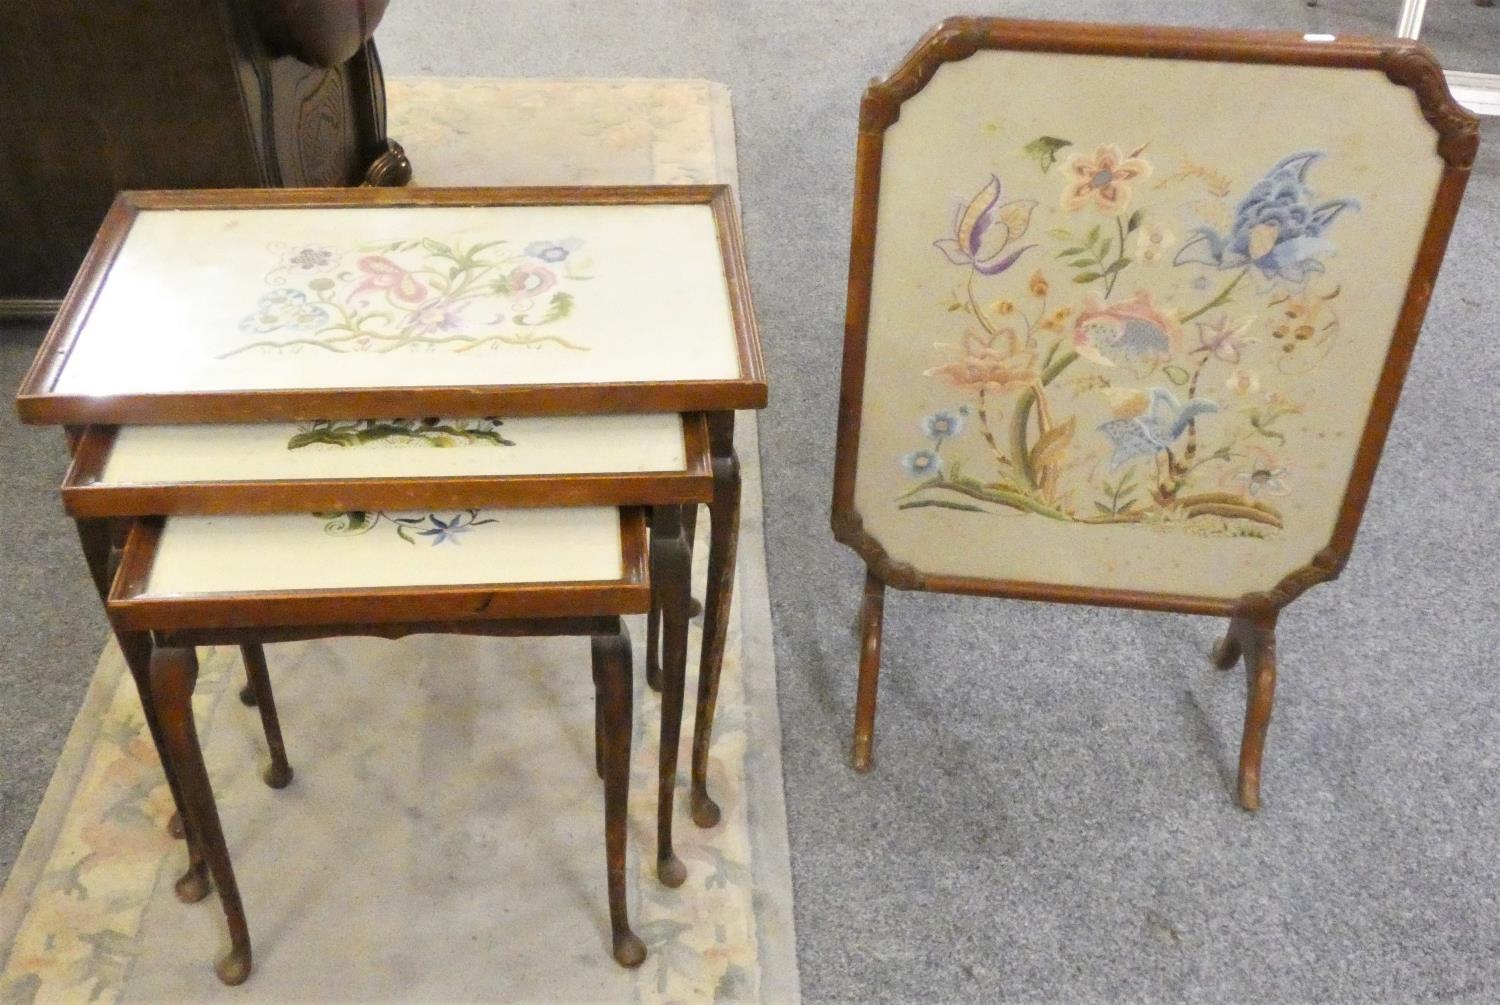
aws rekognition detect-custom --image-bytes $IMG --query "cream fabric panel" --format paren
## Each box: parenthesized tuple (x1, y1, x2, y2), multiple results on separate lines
(853, 51, 1444, 600)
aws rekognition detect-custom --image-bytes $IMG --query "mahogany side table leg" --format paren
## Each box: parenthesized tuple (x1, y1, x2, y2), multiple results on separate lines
(651, 506, 690, 888)
(690, 412, 739, 829)
(238, 643, 293, 789)
(74, 517, 193, 841)
(592, 622, 646, 968)
(150, 644, 253, 986)
(646, 596, 663, 693)
(647, 503, 702, 693)
(591, 657, 606, 780)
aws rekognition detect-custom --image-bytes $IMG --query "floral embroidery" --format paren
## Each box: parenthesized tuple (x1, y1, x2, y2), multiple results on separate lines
(1071, 291, 1182, 372)
(897, 144, 1358, 536)
(933, 176, 1036, 276)
(1225, 446, 1292, 497)
(1061, 143, 1152, 213)
(223, 236, 594, 358)
(901, 448, 942, 478)
(238, 288, 330, 334)
(921, 409, 966, 441)
(1175, 152, 1358, 283)
(506, 263, 557, 299)
(1134, 222, 1175, 265)
(287, 417, 515, 450)
(317, 509, 499, 546)
(284, 245, 338, 271)
(524, 237, 584, 262)
(925, 329, 1038, 394)
(1191, 315, 1256, 365)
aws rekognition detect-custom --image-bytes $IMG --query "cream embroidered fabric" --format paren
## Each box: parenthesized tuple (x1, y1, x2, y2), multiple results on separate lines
(141, 508, 625, 596)
(101, 414, 688, 485)
(54, 202, 741, 396)
(853, 51, 1445, 600)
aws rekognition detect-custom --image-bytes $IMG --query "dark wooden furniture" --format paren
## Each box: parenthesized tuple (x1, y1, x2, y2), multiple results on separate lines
(18, 183, 768, 984)
(64, 420, 712, 890)
(832, 18, 1477, 810)
(106, 510, 653, 983)
(0, 0, 409, 316)
(21, 184, 764, 835)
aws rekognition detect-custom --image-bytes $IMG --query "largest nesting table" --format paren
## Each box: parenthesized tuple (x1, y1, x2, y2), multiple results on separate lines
(14, 185, 766, 983)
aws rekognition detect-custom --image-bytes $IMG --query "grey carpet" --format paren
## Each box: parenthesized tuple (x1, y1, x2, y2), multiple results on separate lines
(0, 324, 105, 882)
(4, 2, 1498, 1002)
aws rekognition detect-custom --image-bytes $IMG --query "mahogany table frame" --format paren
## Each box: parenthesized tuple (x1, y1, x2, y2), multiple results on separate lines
(831, 18, 1479, 810)
(106, 512, 654, 983)
(15, 186, 767, 425)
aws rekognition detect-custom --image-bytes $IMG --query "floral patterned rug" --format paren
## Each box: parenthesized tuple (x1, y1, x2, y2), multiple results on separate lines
(0, 78, 797, 1004)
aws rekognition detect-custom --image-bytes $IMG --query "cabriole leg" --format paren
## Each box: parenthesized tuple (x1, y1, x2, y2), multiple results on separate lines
(77, 518, 192, 841)
(593, 622, 645, 967)
(151, 644, 253, 985)
(651, 506, 691, 887)
(690, 414, 739, 829)
(239, 644, 292, 789)
(645, 602, 664, 693)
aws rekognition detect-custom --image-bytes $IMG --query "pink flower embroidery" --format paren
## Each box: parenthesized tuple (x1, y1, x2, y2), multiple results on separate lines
(349, 255, 427, 305)
(507, 264, 557, 299)
(1061, 144, 1152, 214)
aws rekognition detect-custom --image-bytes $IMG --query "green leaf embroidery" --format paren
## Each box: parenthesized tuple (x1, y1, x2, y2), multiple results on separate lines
(1073, 271, 1103, 284)
(516, 291, 575, 327)
(1023, 136, 1073, 173)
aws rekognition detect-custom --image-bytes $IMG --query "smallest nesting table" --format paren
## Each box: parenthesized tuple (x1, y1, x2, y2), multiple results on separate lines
(107, 508, 653, 982)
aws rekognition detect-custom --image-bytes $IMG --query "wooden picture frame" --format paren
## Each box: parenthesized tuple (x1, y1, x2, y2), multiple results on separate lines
(16, 186, 765, 424)
(831, 18, 1478, 808)
(62, 414, 712, 517)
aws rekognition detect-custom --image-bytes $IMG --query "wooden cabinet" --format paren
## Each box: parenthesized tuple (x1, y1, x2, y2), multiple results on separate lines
(0, 1, 408, 314)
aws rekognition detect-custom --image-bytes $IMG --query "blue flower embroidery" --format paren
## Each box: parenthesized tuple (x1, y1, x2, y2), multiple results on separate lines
(1174, 152, 1358, 285)
(418, 514, 474, 545)
(1097, 389, 1219, 468)
(524, 238, 584, 263)
(901, 449, 943, 478)
(238, 288, 329, 334)
(921, 408, 967, 442)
